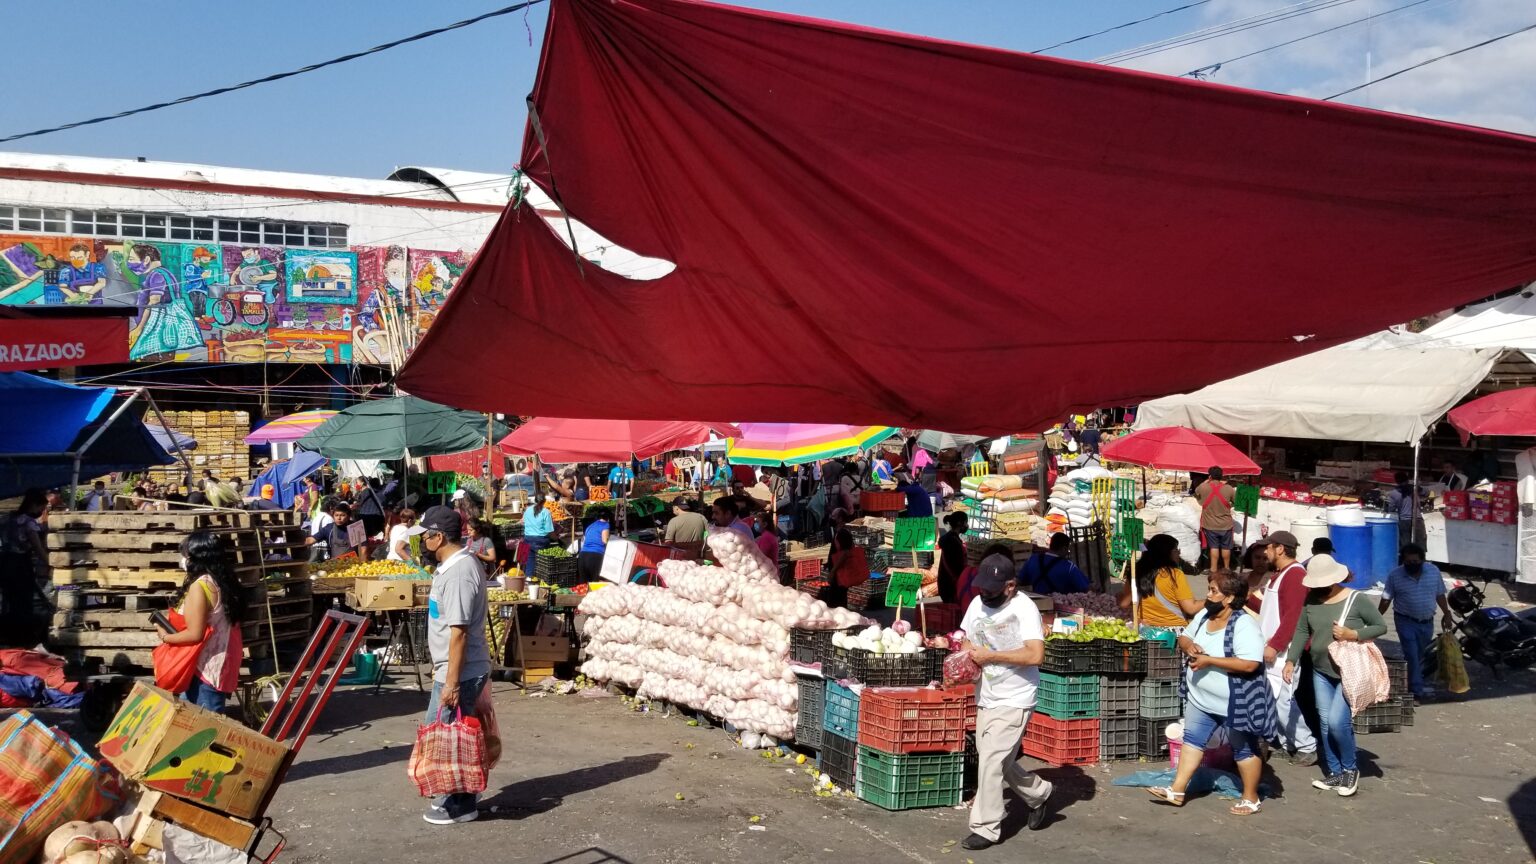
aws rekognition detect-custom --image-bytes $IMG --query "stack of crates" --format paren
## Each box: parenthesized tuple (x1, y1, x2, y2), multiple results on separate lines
(1385, 657, 1413, 726)
(1098, 674, 1140, 761)
(855, 687, 969, 810)
(1028, 671, 1100, 766)
(1138, 639, 1183, 759)
(819, 681, 861, 789)
(1354, 654, 1407, 734)
(795, 674, 826, 750)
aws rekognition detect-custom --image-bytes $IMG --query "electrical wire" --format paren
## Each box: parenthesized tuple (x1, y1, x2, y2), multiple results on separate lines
(1096, 0, 1364, 65)
(0, 0, 550, 145)
(1323, 21, 1536, 100)
(1034, 1, 1213, 54)
(1182, 0, 1446, 78)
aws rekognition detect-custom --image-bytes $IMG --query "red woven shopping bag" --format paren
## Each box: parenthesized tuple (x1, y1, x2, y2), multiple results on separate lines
(0, 711, 119, 861)
(408, 708, 487, 797)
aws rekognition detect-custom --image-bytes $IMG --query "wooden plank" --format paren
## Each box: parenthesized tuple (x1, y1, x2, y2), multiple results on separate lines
(56, 647, 155, 669)
(150, 794, 257, 851)
(52, 568, 183, 589)
(53, 609, 156, 630)
(51, 629, 161, 648)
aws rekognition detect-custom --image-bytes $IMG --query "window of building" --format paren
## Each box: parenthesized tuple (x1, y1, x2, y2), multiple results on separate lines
(17, 207, 66, 233)
(0, 203, 346, 248)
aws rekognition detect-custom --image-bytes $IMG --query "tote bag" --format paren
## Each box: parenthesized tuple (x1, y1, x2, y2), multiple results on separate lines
(1327, 591, 1391, 715)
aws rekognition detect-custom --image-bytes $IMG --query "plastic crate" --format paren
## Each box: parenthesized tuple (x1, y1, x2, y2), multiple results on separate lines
(888, 551, 934, 569)
(794, 558, 824, 581)
(856, 746, 964, 810)
(924, 647, 949, 685)
(1353, 698, 1404, 734)
(1400, 699, 1415, 727)
(945, 682, 977, 731)
(819, 731, 859, 790)
(1138, 716, 1172, 759)
(1099, 674, 1140, 717)
(850, 526, 886, 548)
(847, 577, 888, 612)
(857, 687, 968, 754)
(1139, 678, 1183, 719)
(867, 549, 892, 573)
(1096, 639, 1147, 674)
(861, 490, 908, 512)
(789, 627, 853, 665)
(828, 645, 934, 686)
(1099, 715, 1139, 761)
(823, 680, 861, 739)
(1143, 643, 1181, 681)
(1040, 639, 1097, 674)
(1385, 657, 1408, 696)
(1021, 714, 1099, 767)
(535, 554, 581, 587)
(1036, 672, 1099, 719)
(796, 675, 826, 749)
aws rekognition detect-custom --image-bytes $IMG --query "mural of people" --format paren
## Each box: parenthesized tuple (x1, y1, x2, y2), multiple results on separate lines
(228, 246, 279, 302)
(127, 244, 202, 361)
(181, 245, 221, 322)
(52, 243, 108, 305)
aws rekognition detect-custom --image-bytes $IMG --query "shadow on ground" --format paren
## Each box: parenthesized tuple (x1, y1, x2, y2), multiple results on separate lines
(480, 753, 671, 819)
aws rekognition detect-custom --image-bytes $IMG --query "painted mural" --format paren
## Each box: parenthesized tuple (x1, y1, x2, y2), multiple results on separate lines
(0, 234, 467, 365)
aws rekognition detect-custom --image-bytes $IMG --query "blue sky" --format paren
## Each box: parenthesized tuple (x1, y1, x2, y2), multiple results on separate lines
(1, 0, 1529, 178)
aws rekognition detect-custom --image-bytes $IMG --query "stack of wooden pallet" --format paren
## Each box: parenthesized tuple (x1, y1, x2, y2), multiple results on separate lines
(147, 410, 252, 486)
(48, 509, 313, 671)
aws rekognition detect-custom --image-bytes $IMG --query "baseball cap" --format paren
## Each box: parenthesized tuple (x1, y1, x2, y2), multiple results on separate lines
(409, 504, 462, 538)
(260, 484, 274, 499)
(971, 553, 1017, 596)
(1259, 530, 1299, 549)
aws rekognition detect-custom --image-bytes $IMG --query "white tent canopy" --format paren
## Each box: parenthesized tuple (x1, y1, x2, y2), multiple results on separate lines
(1418, 286, 1536, 363)
(1134, 332, 1499, 444)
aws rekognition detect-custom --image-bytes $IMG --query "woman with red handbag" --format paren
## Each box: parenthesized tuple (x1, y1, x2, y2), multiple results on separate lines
(153, 532, 246, 712)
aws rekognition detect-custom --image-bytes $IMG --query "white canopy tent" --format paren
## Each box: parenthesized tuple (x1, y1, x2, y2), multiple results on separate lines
(1417, 286, 1536, 364)
(1133, 331, 1500, 445)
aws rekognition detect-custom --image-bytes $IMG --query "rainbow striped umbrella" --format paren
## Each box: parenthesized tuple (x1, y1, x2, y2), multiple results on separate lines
(726, 423, 897, 466)
(245, 409, 339, 445)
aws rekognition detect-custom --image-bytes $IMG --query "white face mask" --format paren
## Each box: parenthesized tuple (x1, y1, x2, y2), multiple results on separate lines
(178, 555, 189, 572)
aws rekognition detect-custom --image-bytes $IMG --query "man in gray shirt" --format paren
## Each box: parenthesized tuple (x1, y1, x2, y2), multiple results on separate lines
(409, 505, 491, 825)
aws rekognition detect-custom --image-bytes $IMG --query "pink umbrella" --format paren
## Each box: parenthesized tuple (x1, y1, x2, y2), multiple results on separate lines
(499, 418, 739, 463)
(244, 409, 338, 445)
(1448, 388, 1536, 444)
(1101, 426, 1260, 474)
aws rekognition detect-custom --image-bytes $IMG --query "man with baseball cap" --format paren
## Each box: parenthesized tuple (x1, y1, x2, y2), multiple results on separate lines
(249, 484, 282, 512)
(958, 553, 1052, 850)
(409, 505, 492, 825)
(1256, 530, 1317, 766)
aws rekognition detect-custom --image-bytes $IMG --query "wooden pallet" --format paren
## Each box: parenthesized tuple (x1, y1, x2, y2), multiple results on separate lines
(50, 510, 298, 531)
(52, 567, 184, 589)
(54, 587, 175, 612)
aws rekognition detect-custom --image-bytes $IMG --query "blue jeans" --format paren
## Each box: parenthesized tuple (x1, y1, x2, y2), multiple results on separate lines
(1395, 613, 1435, 697)
(1313, 671, 1357, 775)
(423, 674, 489, 811)
(181, 678, 228, 714)
(1181, 703, 1259, 762)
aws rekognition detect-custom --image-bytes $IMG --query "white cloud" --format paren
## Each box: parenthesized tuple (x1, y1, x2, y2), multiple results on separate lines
(1115, 0, 1536, 135)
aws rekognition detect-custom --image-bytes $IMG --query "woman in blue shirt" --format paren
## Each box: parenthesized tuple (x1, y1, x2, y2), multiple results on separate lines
(522, 495, 556, 573)
(578, 509, 612, 583)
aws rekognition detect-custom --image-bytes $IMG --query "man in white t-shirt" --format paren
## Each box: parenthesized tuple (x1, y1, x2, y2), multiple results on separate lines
(958, 554, 1054, 850)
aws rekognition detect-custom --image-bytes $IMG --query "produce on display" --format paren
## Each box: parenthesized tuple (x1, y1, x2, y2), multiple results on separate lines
(1049, 616, 1141, 643)
(537, 546, 573, 559)
(580, 530, 867, 740)
(322, 560, 426, 580)
(830, 625, 923, 655)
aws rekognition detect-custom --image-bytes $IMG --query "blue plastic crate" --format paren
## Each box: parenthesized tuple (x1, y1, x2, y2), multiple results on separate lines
(823, 680, 860, 739)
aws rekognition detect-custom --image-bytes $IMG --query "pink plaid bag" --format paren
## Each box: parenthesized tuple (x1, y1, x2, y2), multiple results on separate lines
(1327, 591, 1391, 716)
(408, 708, 487, 798)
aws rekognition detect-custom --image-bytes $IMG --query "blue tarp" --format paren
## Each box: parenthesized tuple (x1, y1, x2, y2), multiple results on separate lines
(0, 373, 114, 455)
(251, 451, 327, 508)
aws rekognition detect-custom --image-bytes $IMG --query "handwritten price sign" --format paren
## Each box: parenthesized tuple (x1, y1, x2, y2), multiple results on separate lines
(887, 570, 924, 608)
(891, 516, 937, 552)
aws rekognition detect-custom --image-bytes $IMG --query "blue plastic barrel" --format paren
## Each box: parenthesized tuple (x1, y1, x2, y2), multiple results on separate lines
(1329, 524, 1372, 587)
(1366, 517, 1399, 583)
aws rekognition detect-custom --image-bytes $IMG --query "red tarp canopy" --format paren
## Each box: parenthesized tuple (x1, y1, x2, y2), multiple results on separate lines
(499, 418, 738, 463)
(399, 0, 1536, 435)
(1100, 426, 1260, 475)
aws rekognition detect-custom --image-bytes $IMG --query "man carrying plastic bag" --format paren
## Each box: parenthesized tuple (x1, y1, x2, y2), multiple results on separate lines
(407, 505, 493, 825)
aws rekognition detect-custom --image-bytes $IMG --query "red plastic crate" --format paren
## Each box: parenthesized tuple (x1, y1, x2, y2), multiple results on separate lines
(1021, 714, 1099, 767)
(944, 682, 977, 731)
(1470, 507, 1491, 522)
(794, 558, 824, 580)
(857, 687, 968, 754)
(861, 490, 907, 512)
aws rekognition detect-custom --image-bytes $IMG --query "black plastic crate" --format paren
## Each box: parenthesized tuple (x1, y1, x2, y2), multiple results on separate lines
(1100, 715, 1139, 762)
(962, 731, 978, 797)
(790, 628, 834, 665)
(1143, 643, 1181, 681)
(819, 731, 858, 790)
(925, 647, 950, 685)
(1099, 673, 1140, 717)
(796, 675, 827, 750)
(1353, 698, 1403, 734)
(1400, 699, 1415, 727)
(1139, 678, 1183, 720)
(1385, 657, 1408, 696)
(535, 554, 581, 587)
(847, 578, 888, 612)
(850, 526, 886, 548)
(867, 549, 892, 573)
(888, 551, 934, 569)
(1138, 716, 1173, 759)
(1041, 639, 1097, 675)
(1096, 639, 1147, 674)
(828, 645, 935, 687)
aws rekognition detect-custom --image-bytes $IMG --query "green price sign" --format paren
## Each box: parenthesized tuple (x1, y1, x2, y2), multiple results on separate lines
(426, 471, 459, 495)
(887, 570, 923, 608)
(892, 516, 937, 552)
(1234, 484, 1259, 517)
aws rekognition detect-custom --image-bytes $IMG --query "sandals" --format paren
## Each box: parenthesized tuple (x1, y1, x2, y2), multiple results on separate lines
(1229, 799, 1261, 816)
(1148, 787, 1185, 807)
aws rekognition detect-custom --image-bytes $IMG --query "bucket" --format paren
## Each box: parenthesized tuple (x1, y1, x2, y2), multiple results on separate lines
(1366, 517, 1398, 583)
(1326, 504, 1366, 527)
(1165, 721, 1183, 769)
(1329, 523, 1371, 587)
(501, 574, 527, 594)
(1289, 519, 1329, 556)
(527, 582, 544, 601)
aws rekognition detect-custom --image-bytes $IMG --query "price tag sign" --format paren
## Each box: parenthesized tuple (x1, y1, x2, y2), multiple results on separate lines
(346, 520, 367, 548)
(426, 471, 458, 495)
(891, 516, 937, 552)
(672, 456, 699, 470)
(1234, 484, 1260, 517)
(887, 570, 923, 608)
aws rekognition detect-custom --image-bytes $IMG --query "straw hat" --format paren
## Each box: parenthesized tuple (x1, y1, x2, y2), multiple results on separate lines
(1302, 553, 1350, 588)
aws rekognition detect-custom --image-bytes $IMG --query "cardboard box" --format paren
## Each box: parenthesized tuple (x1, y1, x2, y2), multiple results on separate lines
(1443, 505, 1469, 521)
(100, 683, 289, 820)
(352, 578, 414, 610)
(522, 635, 571, 664)
(1492, 506, 1517, 526)
(1470, 507, 1491, 522)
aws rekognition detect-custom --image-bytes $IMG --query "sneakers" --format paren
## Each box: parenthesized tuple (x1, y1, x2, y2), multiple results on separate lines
(1288, 750, 1319, 768)
(1027, 782, 1054, 831)
(1336, 769, 1360, 797)
(424, 797, 479, 825)
(1311, 774, 1344, 791)
(960, 833, 996, 851)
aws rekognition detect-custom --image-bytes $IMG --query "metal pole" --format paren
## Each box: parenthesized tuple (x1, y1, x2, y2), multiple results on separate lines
(71, 389, 145, 504)
(1411, 439, 1422, 546)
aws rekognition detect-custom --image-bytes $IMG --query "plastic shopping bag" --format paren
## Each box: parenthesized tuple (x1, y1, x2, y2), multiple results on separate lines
(152, 608, 210, 694)
(942, 649, 981, 685)
(0, 711, 119, 861)
(1436, 633, 1471, 695)
(408, 708, 487, 798)
(475, 686, 502, 771)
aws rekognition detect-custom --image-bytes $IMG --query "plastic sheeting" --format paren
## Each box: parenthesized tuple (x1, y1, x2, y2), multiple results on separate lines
(398, 0, 1536, 433)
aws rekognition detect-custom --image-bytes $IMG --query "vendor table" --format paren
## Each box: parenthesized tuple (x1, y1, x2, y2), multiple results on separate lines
(488, 598, 581, 686)
(1422, 511, 1516, 573)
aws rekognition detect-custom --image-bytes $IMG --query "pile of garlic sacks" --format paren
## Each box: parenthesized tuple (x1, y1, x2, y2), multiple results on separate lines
(580, 529, 868, 742)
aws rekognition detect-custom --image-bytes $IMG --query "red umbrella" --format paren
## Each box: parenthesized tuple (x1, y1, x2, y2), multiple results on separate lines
(499, 418, 739, 463)
(1101, 426, 1260, 474)
(1448, 388, 1536, 444)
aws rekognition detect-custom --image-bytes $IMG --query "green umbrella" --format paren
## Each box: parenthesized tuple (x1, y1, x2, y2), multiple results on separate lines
(295, 396, 510, 459)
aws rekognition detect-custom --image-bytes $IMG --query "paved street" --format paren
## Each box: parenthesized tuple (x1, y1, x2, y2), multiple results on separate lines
(271, 651, 1536, 864)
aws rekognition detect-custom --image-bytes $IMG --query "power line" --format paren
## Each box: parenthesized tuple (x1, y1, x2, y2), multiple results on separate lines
(1096, 0, 1363, 65)
(1034, 1, 1213, 54)
(1183, 0, 1445, 78)
(1324, 20, 1536, 100)
(0, 1, 549, 145)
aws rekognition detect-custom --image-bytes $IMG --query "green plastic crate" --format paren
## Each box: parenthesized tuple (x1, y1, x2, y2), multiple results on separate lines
(856, 746, 964, 810)
(1036, 672, 1099, 719)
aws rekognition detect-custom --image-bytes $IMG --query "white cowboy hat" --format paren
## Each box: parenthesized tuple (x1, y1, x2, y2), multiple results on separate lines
(1302, 553, 1350, 588)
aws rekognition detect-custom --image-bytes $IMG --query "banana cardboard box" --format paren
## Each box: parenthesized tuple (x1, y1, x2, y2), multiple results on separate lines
(98, 682, 289, 819)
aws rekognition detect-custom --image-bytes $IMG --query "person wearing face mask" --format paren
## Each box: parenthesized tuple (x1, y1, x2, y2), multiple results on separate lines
(154, 532, 246, 712)
(407, 506, 492, 825)
(1149, 571, 1270, 815)
(522, 495, 556, 572)
(1377, 543, 1452, 704)
(1251, 531, 1317, 767)
(957, 554, 1052, 851)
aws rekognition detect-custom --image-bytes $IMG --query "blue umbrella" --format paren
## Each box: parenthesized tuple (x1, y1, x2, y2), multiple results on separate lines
(280, 450, 327, 488)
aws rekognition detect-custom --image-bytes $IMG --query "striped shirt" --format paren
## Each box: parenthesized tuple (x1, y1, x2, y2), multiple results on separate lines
(1383, 563, 1445, 621)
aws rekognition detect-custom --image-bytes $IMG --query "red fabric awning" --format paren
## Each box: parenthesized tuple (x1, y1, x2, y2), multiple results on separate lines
(498, 418, 737, 463)
(399, 0, 1536, 435)
(0, 318, 127, 372)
